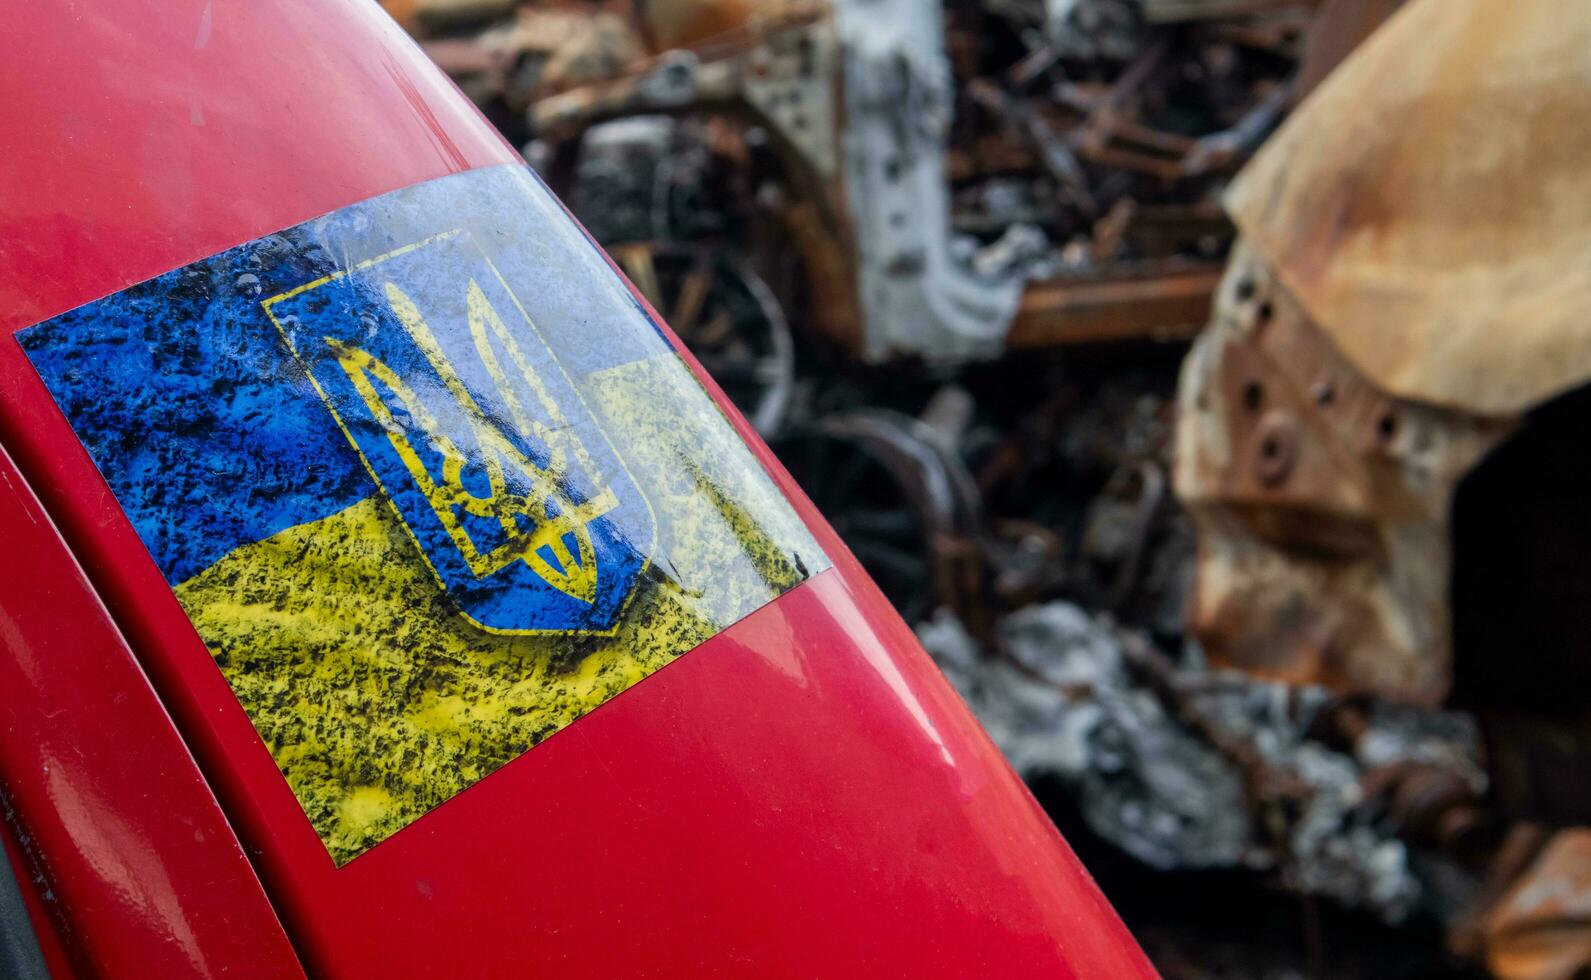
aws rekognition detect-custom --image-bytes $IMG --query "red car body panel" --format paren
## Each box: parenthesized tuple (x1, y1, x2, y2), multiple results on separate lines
(0, 1, 1155, 976)
(0, 444, 304, 978)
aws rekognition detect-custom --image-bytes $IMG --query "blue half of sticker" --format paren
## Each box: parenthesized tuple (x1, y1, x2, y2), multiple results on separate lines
(20, 164, 827, 864)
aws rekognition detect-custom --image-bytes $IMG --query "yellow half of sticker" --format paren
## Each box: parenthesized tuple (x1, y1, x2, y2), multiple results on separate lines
(177, 355, 820, 864)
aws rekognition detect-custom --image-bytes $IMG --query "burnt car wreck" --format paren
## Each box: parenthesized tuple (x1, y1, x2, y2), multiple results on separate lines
(392, 0, 1591, 974)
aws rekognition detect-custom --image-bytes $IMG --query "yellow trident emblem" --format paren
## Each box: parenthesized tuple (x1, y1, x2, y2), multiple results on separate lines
(326, 279, 617, 603)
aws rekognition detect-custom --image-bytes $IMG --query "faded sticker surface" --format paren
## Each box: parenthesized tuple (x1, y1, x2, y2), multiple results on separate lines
(20, 164, 827, 864)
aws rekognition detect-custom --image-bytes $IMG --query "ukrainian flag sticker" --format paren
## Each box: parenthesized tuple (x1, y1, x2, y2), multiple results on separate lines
(20, 165, 827, 864)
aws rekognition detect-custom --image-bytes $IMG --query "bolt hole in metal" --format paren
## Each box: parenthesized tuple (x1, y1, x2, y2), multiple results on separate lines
(1377, 412, 1398, 442)
(1254, 411, 1298, 486)
(1241, 380, 1264, 413)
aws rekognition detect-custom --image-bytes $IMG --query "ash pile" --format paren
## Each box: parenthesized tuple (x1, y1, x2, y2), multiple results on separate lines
(392, 0, 1591, 976)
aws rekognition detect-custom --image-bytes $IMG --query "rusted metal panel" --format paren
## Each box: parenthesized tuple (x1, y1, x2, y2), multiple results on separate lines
(1228, 0, 1591, 416)
(1174, 244, 1508, 703)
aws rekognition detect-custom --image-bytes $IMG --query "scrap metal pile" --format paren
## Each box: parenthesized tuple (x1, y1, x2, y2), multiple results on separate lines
(390, 0, 1306, 367)
(392, 0, 1590, 975)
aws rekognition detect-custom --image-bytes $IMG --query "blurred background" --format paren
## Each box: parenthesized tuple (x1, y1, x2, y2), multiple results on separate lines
(378, 0, 1590, 976)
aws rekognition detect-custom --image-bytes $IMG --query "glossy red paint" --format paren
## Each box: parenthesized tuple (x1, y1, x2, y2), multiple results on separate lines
(0, 1, 1155, 976)
(0, 442, 303, 978)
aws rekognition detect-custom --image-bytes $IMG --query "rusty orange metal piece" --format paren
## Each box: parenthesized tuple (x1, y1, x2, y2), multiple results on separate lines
(1229, 0, 1591, 417)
